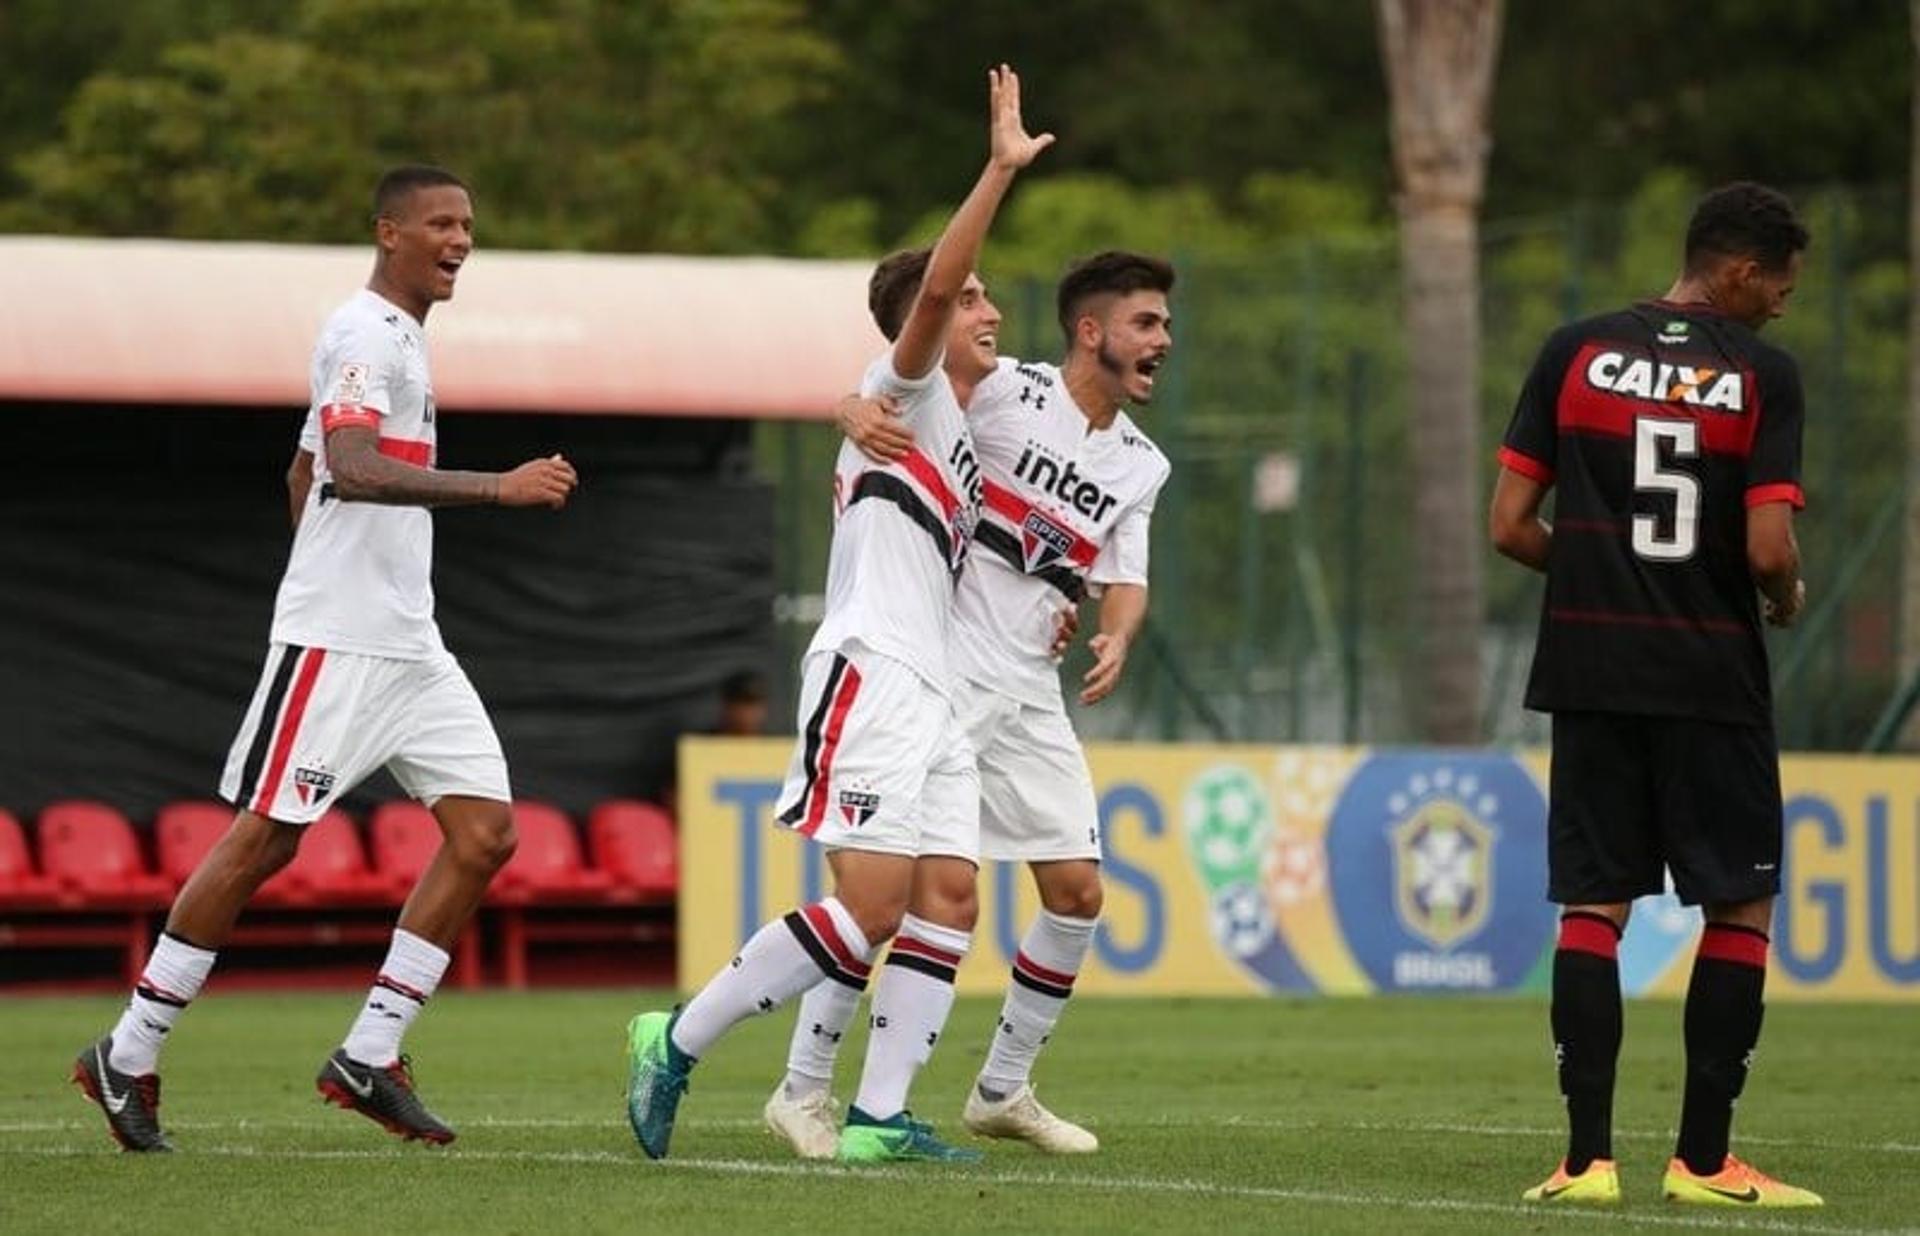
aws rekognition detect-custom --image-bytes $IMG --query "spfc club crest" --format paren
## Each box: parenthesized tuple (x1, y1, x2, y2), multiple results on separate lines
(838, 788, 880, 828)
(293, 763, 338, 807)
(1391, 798, 1493, 949)
(1020, 511, 1075, 571)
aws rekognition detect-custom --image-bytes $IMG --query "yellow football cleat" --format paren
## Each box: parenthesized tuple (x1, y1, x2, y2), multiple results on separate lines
(1663, 1155, 1823, 1207)
(1522, 1158, 1621, 1204)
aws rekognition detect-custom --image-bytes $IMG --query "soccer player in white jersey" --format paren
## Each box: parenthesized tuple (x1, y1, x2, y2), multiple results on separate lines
(73, 166, 577, 1152)
(623, 66, 1052, 1166)
(766, 252, 1173, 1158)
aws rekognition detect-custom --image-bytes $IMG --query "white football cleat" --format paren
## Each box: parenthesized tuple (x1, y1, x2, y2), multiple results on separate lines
(763, 1083, 839, 1160)
(962, 1082, 1098, 1154)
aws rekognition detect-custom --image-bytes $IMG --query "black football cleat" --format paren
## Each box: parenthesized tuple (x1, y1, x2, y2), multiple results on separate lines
(72, 1035, 172, 1152)
(316, 1049, 456, 1145)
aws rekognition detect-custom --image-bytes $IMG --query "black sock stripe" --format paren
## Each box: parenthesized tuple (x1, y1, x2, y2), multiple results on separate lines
(777, 655, 847, 825)
(161, 929, 212, 951)
(783, 910, 865, 988)
(374, 976, 427, 1004)
(236, 644, 304, 807)
(1010, 966, 1073, 1000)
(885, 951, 957, 985)
(135, 983, 190, 1009)
(1561, 910, 1625, 938)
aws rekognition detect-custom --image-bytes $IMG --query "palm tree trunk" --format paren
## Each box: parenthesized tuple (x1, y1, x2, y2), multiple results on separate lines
(1376, 0, 1504, 743)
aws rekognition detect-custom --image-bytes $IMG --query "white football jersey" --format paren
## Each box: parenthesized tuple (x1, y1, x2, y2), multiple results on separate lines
(271, 289, 443, 660)
(951, 358, 1171, 710)
(806, 351, 984, 692)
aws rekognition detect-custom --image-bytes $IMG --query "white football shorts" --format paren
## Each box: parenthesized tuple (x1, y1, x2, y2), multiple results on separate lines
(775, 641, 978, 862)
(219, 643, 511, 824)
(952, 675, 1101, 863)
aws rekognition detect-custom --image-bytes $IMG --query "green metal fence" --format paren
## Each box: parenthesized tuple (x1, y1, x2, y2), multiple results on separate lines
(758, 179, 1913, 751)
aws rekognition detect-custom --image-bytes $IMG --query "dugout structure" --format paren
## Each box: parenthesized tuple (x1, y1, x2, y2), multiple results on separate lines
(0, 237, 882, 823)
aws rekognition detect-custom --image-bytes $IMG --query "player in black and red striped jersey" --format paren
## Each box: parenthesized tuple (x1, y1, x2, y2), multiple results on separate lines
(1493, 182, 1822, 1209)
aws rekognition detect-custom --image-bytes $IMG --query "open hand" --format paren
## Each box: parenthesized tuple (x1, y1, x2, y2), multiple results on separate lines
(836, 393, 911, 464)
(1079, 632, 1129, 704)
(989, 64, 1054, 171)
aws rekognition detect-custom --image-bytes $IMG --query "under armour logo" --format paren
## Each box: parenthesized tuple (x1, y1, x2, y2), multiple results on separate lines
(925, 1031, 938, 1047)
(872, 1015, 889, 1030)
(757, 997, 775, 1012)
(730, 956, 743, 969)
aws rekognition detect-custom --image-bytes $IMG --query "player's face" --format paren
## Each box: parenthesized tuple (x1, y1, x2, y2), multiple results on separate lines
(383, 185, 475, 305)
(943, 273, 1002, 382)
(1740, 251, 1801, 329)
(1089, 290, 1172, 405)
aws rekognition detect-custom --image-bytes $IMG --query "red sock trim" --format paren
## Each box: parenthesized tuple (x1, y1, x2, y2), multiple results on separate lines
(1697, 923, 1769, 968)
(1558, 913, 1621, 960)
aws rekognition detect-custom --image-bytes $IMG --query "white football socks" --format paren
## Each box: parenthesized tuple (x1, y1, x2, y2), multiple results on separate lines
(852, 914, 970, 1120)
(341, 929, 449, 1067)
(673, 898, 873, 1061)
(783, 975, 867, 1097)
(109, 932, 217, 1075)
(978, 910, 1096, 1096)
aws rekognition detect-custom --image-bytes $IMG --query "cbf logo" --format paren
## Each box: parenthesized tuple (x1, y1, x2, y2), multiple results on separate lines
(1326, 753, 1553, 992)
(1021, 510, 1076, 572)
(837, 786, 879, 828)
(1392, 797, 1493, 949)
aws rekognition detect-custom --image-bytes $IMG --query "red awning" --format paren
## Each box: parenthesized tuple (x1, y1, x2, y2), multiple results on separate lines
(0, 237, 888, 418)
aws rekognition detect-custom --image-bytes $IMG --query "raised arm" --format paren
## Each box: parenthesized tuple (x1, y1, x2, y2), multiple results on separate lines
(325, 426, 577, 509)
(891, 64, 1053, 380)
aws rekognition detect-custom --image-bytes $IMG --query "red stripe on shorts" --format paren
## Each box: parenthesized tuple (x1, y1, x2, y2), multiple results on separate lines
(251, 649, 327, 816)
(798, 663, 862, 837)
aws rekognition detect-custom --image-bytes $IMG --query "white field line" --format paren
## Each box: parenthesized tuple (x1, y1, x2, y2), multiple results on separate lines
(0, 1141, 1902, 1235)
(4, 1113, 1914, 1155)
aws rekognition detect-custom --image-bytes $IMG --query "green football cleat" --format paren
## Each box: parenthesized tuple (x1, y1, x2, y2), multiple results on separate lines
(624, 1010, 693, 1159)
(836, 1106, 982, 1164)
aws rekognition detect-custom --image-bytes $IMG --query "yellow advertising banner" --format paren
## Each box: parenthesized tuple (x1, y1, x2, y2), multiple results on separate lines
(678, 739, 1919, 1001)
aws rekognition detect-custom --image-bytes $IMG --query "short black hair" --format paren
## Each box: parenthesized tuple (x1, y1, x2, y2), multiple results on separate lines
(373, 164, 468, 221)
(868, 248, 932, 342)
(1684, 182, 1809, 274)
(720, 669, 767, 704)
(1056, 251, 1175, 344)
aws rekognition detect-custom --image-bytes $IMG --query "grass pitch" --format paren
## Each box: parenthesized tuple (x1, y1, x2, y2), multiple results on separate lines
(2, 992, 1913, 1234)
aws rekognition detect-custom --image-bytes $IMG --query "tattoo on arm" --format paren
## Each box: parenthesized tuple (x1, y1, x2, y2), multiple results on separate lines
(324, 426, 497, 509)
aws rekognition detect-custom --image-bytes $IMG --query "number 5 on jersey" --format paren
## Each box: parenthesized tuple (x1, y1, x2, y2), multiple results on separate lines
(1632, 417, 1699, 562)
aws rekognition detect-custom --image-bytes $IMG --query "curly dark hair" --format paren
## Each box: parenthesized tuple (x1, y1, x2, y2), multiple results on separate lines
(1684, 182, 1809, 274)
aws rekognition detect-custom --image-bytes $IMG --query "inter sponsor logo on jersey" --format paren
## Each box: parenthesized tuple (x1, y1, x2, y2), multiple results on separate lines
(1021, 509, 1076, 571)
(1584, 350, 1744, 411)
(293, 764, 337, 806)
(1013, 442, 1120, 522)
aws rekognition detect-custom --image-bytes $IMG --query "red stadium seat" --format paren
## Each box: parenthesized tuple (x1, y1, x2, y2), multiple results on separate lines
(369, 801, 445, 886)
(588, 800, 678, 899)
(492, 802, 615, 902)
(36, 801, 172, 905)
(154, 801, 233, 887)
(258, 810, 397, 906)
(0, 808, 65, 906)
